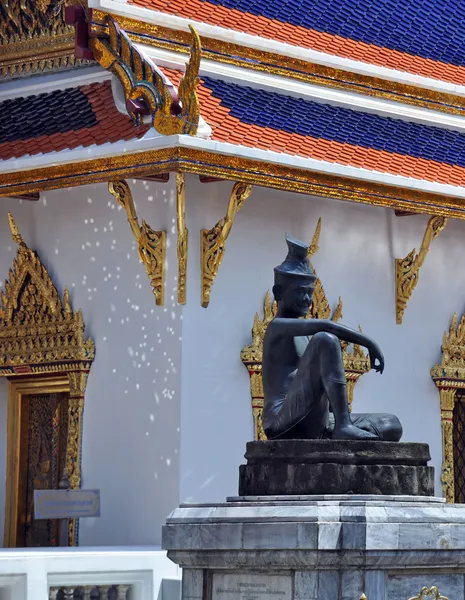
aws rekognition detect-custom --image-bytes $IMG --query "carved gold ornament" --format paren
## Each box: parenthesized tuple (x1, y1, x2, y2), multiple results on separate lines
(396, 216, 446, 324)
(90, 15, 201, 134)
(0, 214, 94, 545)
(201, 182, 253, 307)
(109, 180, 166, 306)
(240, 218, 370, 440)
(431, 310, 465, 502)
(408, 587, 448, 600)
(176, 173, 188, 304)
(0, 214, 95, 375)
(0, 0, 83, 78)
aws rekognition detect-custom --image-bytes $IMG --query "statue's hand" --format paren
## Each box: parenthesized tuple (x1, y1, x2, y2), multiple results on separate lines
(368, 344, 384, 374)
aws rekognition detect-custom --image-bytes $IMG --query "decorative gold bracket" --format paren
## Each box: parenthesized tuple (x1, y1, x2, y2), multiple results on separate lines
(431, 310, 465, 503)
(241, 218, 370, 440)
(201, 182, 253, 308)
(109, 180, 166, 306)
(90, 15, 201, 135)
(409, 587, 448, 600)
(396, 215, 446, 324)
(176, 173, 188, 304)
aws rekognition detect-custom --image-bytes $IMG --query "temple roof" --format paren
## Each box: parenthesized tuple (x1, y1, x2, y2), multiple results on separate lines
(161, 67, 465, 188)
(127, 0, 465, 85)
(0, 81, 149, 160)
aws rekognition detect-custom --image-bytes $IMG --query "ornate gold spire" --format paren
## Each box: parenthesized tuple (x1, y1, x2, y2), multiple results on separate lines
(8, 212, 26, 248)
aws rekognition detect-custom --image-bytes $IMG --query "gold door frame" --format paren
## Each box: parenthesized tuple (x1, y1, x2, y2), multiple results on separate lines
(0, 215, 95, 545)
(431, 311, 465, 503)
(4, 376, 70, 548)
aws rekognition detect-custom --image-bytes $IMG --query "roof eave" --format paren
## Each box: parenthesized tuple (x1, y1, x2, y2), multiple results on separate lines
(1, 135, 465, 219)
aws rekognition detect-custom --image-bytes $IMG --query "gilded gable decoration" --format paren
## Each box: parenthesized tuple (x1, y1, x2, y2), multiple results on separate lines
(241, 218, 369, 440)
(89, 15, 201, 135)
(0, 0, 84, 78)
(431, 310, 465, 503)
(0, 214, 94, 546)
(0, 214, 95, 376)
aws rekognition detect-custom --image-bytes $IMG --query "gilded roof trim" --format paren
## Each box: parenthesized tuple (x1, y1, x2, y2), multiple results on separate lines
(1, 146, 465, 219)
(0, 0, 86, 79)
(90, 9, 465, 118)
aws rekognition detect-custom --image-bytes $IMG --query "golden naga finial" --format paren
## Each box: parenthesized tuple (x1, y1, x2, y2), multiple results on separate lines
(108, 180, 166, 306)
(8, 213, 26, 248)
(395, 215, 446, 324)
(90, 16, 201, 135)
(201, 182, 253, 307)
(308, 217, 322, 258)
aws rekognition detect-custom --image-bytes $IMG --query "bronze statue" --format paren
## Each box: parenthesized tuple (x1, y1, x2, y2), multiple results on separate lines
(262, 235, 402, 441)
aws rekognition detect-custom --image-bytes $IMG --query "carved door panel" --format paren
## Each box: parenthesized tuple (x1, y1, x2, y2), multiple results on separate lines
(15, 392, 69, 547)
(454, 394, 465, 503)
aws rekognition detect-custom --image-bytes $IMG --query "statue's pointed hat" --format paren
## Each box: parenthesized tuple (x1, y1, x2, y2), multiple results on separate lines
(274, 234, 316, 281)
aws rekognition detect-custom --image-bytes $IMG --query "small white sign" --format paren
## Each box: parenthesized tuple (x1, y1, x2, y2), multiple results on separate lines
(34, 489, 100, 519)
(212, 573, 292, 600)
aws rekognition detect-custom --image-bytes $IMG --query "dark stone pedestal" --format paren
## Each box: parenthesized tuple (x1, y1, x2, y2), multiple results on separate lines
(239, 440, 434, 496)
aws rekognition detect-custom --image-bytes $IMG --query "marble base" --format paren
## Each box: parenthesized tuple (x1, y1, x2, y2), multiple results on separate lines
(163, 495, 465, 600)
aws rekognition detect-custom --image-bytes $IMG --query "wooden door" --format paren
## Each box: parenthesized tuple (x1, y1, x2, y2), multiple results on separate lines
(15, 392, 69, 547)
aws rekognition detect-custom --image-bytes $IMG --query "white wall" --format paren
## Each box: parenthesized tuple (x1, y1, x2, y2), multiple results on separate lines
(0, 181, 182, 546)
(180, 176, 463, 502)
(1, 176, 463, 544)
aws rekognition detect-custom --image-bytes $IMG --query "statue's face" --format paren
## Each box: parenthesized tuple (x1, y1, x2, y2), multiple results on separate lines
(280, 279, 314, 317)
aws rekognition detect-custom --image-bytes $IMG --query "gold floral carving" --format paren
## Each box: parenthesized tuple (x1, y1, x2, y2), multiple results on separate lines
(240, 218, 370, 440)
(90, 15, 201, 135)
(109, 180, 166, 306)
(431, 310, 465, 502)
(409, 587, 448, 600)
(0, 214, 94, 546)
(176, 173, 188, 304)
(396, 216, 447, 324)
(0, 0, 83, 78)
(201, 182, 253, 308)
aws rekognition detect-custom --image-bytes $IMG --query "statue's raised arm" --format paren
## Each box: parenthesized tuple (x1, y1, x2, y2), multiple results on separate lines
(261, 235, 401, 442)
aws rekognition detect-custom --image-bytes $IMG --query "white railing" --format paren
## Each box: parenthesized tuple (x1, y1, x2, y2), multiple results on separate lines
(0, 547, 181, 600)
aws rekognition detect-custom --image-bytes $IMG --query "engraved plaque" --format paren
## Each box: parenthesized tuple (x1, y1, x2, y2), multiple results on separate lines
(212, 573, 292, 600)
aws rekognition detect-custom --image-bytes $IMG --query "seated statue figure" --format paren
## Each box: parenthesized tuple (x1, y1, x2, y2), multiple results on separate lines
(262, 235, 402, 441)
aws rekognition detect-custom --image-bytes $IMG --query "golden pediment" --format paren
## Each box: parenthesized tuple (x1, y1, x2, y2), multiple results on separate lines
(431, 311, 465, 384)
(0, 0, 84, 78)
(0, 213, 94, 375)
(240, 219, 369, 440)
